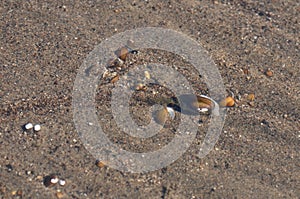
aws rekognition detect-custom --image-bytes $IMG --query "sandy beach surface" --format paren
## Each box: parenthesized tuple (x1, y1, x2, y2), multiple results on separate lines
(1, 0, 299, 198)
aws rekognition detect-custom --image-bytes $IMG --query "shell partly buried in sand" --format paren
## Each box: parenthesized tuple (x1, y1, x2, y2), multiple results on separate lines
(170, 94, 217, 115)
(196, 95, 215, 111)
(153, 94, 220, 125)
(153, 107, 175, 125)
(115, 46, 129, 61)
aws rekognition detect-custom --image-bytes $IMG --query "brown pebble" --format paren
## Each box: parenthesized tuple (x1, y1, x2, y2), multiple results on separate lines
(219, 96, 235, 107)
(242, 68, 250, 75)
(247, 93, 255, 101)
(96, 160, 106, 168)
(12, 190, 22, 196)
(110, 75, 119, 83)
(115, 47, 129, 61)
(16, 189, 22, 197)
(265, 69, 273, 77)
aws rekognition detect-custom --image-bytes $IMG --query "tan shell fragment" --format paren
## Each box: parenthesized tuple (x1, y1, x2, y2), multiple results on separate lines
(115, 47, 129, 61)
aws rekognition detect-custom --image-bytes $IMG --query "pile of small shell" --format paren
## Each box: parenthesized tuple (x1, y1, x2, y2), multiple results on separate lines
(152, 93, 236, 125)
(102, 41, 138, 84)
(101, 42, 236, 125)
(43, 174, 66, 188)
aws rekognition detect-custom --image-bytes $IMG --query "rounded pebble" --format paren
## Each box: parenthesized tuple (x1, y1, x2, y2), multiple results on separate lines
(265, 69, 273, 77)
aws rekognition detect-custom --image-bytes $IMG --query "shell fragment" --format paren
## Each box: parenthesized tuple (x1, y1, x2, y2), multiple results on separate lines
(25, 123, 33, 130)
(34, 124, 41, 131)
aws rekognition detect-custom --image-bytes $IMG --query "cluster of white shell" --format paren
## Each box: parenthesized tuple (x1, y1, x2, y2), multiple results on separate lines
(24, 123, 41, 132)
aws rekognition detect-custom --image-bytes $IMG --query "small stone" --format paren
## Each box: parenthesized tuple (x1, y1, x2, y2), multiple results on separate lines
(135, 83, 146, 91)
(242, 68, 250, 75)
(247, 93, 255, 101)
(144, 71, 151, 79)
(16, 189, 22, 197)
(56, 191, 64, 199)
(265, 69, 273, 77)
(11, 189, 23, 197)
(96, 160, 106, 168)
(110, 75, 119, 83)
(248, 101, 255, 107)
(25, 123, 33, 130)
(34, 124, 41, 131)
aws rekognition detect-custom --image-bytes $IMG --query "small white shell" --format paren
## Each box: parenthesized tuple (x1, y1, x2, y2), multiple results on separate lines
(25, 123, 33, 130)
(34, 124, 41, 131)
(166, 107, 175, 119)
(50, 177, 59, 184)
(198, 107, 209, 113)
(59, 179, 66, 186)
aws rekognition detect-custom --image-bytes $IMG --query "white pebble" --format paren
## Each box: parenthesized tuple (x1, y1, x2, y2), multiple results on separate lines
(25, 123, 33, 130)
(59, 179, 66, 186)
(34, 124, 41, 131)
